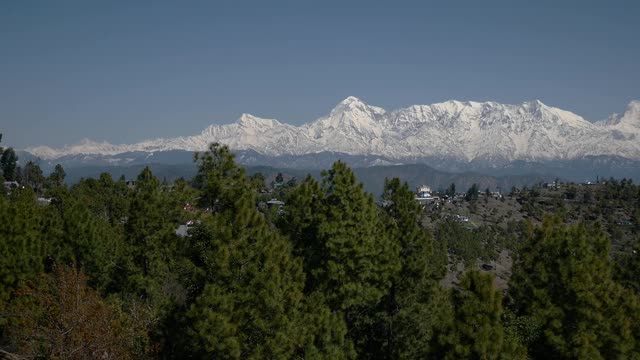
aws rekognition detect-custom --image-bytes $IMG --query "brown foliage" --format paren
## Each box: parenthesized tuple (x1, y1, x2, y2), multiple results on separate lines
(4, 265, 150, 360)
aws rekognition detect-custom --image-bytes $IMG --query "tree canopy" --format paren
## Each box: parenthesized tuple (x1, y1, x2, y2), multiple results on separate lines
(1, 138, 639, 359)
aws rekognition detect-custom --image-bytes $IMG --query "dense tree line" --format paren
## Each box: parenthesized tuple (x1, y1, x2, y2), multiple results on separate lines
(1, 140, 639, 358)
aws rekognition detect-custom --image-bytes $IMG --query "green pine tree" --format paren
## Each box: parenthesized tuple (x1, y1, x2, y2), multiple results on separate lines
(465, 183, 479, 201)
(617, 239, 640, 293)
(48, 164, 66, 189)
(279, 174, 326, 284)
(378, 178, 445, 358)
(181, 143, 310, 359)
(21, 161, 45, 194)
(381, 178, 436, 292)
(294, 292, 355, 359)
(121, 167, 182, 306)
(434, 270, 527, 359)
(193, 144, 247, 213)
(0, 188, 44, 304)
(508, 216, 640, 358)
(71, 172, 130, 226)
(282, 161, 401, 355)
(317, 161, 400, 312)
(0, 147, 18, 182)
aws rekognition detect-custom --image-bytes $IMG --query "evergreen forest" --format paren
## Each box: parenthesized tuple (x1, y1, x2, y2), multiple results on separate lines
(1, 137, 640, 359)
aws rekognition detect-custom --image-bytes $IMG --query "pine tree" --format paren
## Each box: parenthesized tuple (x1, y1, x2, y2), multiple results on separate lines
(379, 178, 444, 358)
(434, 271, 527, 359)
(279, 174, 326, 285)
(317, 161, 400, 313)
(71, 172, 130, 225)
(182, 143, 309, 359)
(0, 147, 18, 181)
(282, 161, 400, 355)
(21, 161, 45, 194)
(294, 292, 355, 359)
(465, 183, 479, 201)
(447, 183, 456, 198)
(286, 176, 297, 188)
(248, 172, 266, 192)
(508, 216, 640, 358)
(382, 178, 436, 292)
(617, 239, 640, 293)
(41, 196, 119, 291)
(392, 285, 453, 359)
(48, 164, 66, 189)
(121, 167, 182, 305)
(193, 144, 247, 213)
(0, 189, 44, 304)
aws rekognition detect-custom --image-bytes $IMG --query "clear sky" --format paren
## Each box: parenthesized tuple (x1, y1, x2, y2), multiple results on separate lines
(1, 0, 639, 149)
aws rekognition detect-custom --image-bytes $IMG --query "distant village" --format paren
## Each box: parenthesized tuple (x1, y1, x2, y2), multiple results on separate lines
(4, 174, 633, 238)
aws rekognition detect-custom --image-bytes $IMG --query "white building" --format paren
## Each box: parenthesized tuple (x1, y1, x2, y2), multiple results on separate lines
(416, 185, 432, 195)
(415, 184, 439, 204)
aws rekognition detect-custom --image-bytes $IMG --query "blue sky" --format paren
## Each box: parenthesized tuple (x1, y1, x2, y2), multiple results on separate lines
(1, 0, 639, 148)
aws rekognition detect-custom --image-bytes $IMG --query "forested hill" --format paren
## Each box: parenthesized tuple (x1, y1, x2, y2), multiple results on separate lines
(57, 162, 545, 195)
(1, 140, 640, 359)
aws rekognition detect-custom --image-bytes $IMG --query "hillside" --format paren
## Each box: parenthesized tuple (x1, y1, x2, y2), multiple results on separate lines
(58, 162, 546, 196)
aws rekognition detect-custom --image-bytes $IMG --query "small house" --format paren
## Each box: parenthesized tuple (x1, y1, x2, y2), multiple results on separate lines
(36, 197, 52, 206)
(266, 199, 285, 208)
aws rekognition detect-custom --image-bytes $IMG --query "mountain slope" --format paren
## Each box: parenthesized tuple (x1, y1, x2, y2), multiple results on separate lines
(26, 97, 640, 163)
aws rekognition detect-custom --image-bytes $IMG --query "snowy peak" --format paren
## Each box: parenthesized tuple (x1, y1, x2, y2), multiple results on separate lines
(338, 96, 364, 105)
(329, 96, 386, 118)
(236, 113, 282, 128)
(619, 100, 640, 128)
(198, 114, 282, 137)
(628, 100, 640, 112)
(522, 99, 545, 108)
(390, 99, 590, 132)
(596, 100, 640, 129)
(306, 97, 387, 142)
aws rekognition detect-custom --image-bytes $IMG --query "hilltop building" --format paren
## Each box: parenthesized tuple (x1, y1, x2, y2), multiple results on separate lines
(415, 184, 440, 205)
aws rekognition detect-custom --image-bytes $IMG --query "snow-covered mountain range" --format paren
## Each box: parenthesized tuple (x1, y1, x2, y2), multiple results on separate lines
(26, 96, 640, 163)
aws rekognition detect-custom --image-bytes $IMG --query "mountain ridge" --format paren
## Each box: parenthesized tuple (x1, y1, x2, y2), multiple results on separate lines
(25, 97, 640, 163)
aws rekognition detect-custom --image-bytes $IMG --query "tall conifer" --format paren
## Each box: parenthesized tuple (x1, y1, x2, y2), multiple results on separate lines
(435, 271, 526, 359)
(283, 161, 400, 355)
(183, 143, 316, 359)
(379, 178, 445, 358)
(509, 216, 640, 358)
